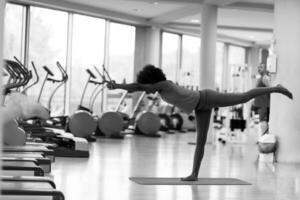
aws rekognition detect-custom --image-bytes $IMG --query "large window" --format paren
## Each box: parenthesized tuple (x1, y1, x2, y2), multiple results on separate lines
(28, 7, 68, 116)
(161, 32, 180, 82)
(3, 3, 25, 60)
(106, 22, 135, 113)
(228, 45, 246, 92)
(70, 14, 105, 115)
(3, 3, 236, 117)
(215, 42, 224, 90)
(108, 22, 135, 83)
(180, 35, 201, 87)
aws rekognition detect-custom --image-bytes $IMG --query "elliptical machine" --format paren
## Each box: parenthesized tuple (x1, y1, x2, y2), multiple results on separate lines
(97, 66, 161, 138)
(67, 68, 105, 141)
(134, 92, 162, 137)
(18, 61, 90, 157)
(2, 59, 34, 146)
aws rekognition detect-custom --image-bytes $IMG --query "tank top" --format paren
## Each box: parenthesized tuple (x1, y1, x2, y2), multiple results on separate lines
(254, 75, 270, 107)
(158, 81, 200, 114)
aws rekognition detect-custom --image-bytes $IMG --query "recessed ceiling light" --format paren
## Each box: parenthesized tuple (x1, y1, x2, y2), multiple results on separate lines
(249, 35, 255, 39)
(153, 2, 159, 5)
(191, 19, 200, 23)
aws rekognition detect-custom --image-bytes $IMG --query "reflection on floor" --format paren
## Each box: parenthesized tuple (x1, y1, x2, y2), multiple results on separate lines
(51, 129, 300, 200)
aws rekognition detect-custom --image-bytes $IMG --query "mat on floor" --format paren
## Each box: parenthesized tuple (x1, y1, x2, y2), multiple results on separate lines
(129, 177, 251, 185)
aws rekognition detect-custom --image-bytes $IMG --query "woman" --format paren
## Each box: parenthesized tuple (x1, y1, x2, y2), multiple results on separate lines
(107, 64, 293, 181)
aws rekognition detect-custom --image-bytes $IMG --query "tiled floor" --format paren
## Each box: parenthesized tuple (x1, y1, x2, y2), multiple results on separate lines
(51, 129, 300, 200)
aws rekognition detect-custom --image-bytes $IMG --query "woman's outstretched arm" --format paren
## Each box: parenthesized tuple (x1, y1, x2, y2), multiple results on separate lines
(107, 81, 162, 93)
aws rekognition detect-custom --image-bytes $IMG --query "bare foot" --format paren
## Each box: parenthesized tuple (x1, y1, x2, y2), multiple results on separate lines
(181, 174, 198, 181)
(277, 84, 293, 99)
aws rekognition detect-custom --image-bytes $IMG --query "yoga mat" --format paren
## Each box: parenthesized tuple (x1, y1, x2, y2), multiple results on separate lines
(129, 177, 251, 185)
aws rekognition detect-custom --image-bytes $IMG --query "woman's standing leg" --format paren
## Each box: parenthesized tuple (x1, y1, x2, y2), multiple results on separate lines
(181, 109, 212, 181)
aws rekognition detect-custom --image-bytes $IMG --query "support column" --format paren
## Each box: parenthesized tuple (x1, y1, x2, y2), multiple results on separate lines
(247, 46, 260, 88)
(221, 43, 229, 91)
(132, 26, 161, 107)
(133, 26, 161, 79)
(270, 0, 300, 162)
(1, 0, 6, 176)
(199, 4, 218, 89)
(199, 4, 218, 144)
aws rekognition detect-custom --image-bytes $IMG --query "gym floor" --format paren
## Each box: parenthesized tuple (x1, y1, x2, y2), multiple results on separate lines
(51, 129, 300, 200)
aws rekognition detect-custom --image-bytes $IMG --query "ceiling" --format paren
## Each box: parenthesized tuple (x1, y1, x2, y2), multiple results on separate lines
(27, 0, 275, 46)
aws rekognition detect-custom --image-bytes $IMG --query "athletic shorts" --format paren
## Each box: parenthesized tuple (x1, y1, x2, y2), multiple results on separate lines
(194, 90, 209, 111)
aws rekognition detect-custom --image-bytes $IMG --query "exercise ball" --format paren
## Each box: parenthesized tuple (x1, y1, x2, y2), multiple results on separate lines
(69, 110, 97, 138)
(136, 112, 160, 136)
(170, 113, 183, 130)
(181, 113, 196, 131)
(98, 112, 124, 137)
(258, 134, 276, 153)
(3, 120, 26, 146)
(158, 114, 171, 131)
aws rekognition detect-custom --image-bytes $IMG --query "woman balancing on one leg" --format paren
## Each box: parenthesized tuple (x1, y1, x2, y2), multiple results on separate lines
(107, 65, 293, 181)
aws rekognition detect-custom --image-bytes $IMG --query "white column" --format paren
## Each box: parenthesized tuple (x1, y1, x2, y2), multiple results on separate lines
(132, 26, 161, 107)
(221, 43, 229, 91)
(0, 0, 6, 179)
(199, 4, 218, 89)
(199, 4, 218, 144)
(247, 46, 260, 88)
(270, 0, 300, 162)
(133, 26, 161, 79)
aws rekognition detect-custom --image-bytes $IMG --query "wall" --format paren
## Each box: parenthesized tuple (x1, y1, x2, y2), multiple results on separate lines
(270, 0, 300, 162)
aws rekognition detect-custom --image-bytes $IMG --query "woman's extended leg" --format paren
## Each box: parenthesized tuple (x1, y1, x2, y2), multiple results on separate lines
(204, 84, 292, 109)
(181, 109, 212, 181)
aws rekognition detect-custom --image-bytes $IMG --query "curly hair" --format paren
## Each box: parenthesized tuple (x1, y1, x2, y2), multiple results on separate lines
(137, 64, 166, 84)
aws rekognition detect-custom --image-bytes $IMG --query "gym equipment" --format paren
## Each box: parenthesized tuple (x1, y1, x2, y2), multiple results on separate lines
(145, 94, 174, 133)
(3, 119, 26, 146)
(2, 152, 52, 171)
(89, 65, 106, 113)
(2, 161, 44, 176)
(230, 119, 246, 132)
(169, 107, 195, 132)
(10, 58, 50, 119)
(158, 85, 196, 132)
(230, 105, 246, 132)
(97, 91, 130, 138)
(32, 63, 90, 155)
(100, 65, 161, 137)
(2, 59, 46, 146)
(2, 151, 52, 172)
(258, 134, 276, 153)
(2, 156, 51, 173)
(134, 92, 163, 137)
(213, 108, 228, 144)
(170, 112, 184, 131)
(217, 128, 227, 144)
(98, 90, 161, 137)
(129, 177, 251, 185)
(1, 176, 56, 188)
(3, 152, 45, 159)
(96, 65, 132, 138)
(2, 145, 55, 162)
(1, 176, 65, 200)
(4, 59, 90, 157)
(158, 113, 172, 132)
(68, 68, 100, 140)
(179, 112, 196, 131)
